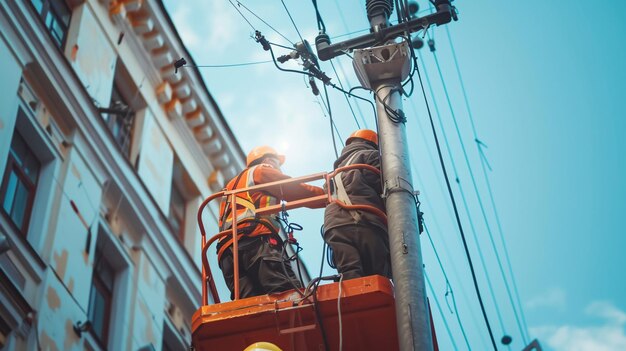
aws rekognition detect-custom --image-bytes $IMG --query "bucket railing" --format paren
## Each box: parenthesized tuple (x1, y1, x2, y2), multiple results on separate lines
(197, 164, 386, 304)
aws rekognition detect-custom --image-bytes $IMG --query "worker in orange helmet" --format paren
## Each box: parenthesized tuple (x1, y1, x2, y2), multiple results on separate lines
(324, 130, 391, 280)
(217, 146, 325, 299)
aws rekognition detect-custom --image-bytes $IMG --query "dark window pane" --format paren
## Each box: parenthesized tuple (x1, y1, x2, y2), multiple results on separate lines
(31, 0, 43, 12)
(30, 0, 71, 48)
(169, 183, 185, 240)
(88, 258, 114, 348)
(104, 84, 134, 155)
(9, 132, 39, 183)
(22, 156, 40, 184)
(9, 136, 26, 167)
(96, 261, 115, 292)
(2, 172, 18, 214)
(10, 180, 29, 229)
(89, 285, 107, 341)
(49, 0, 71, 26)
(1, 128, 39, 234)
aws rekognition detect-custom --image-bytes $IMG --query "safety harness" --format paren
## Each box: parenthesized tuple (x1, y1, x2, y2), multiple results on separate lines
(331, 150, 371, 222)
(217, 165, 281, 261)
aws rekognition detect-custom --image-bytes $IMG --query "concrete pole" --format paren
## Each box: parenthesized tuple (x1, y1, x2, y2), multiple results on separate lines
(375, 83, 433, 351)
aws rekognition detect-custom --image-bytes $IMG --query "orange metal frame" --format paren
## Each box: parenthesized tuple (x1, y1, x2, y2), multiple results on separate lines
(196, 164, 386, 304)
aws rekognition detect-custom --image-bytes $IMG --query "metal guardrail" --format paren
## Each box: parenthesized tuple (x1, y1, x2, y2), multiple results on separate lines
(196, 164, 386, 304)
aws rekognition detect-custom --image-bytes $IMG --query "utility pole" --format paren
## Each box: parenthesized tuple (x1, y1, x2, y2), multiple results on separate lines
(363, 2, 431, 350)
(316, 1, 456, 350)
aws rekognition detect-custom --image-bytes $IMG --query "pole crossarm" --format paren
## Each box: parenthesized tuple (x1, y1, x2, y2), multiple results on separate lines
(316, 1, 456, 61)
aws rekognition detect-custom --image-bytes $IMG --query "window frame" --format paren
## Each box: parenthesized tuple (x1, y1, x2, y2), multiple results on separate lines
(168, 181, 186, 243)
(29, 0, 72, 49)
(87, 257, 115, 349)
(0, 124, 41, 236)
(102, 83, 136, 156)
(83, 222, 133, 351)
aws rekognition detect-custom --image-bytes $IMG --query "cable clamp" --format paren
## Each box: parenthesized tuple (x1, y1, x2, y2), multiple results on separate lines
(382, 176, 417, 199)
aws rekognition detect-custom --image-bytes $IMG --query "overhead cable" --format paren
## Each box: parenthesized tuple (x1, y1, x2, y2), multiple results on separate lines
(417, 49, 504, 348)
(280, 0, 305, 43)
(425, 270, 460, 351)
(232, 0, 294, 45)
(312, 0, 327, 32)
(329, 60, 361, 129)
(402, 102, 486, 350)
(429, 34, 524, 345)
(333, 59, 370, 128)
(185, 60, 273, 68)
(424, 223, 471, 349)
(445, 27, 530, 343)
(321, 83, 341, 158)
(415, 60, 499, 350)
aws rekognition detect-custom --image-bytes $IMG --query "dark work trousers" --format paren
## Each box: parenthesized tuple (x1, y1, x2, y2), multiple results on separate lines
(218, 234, 303, 300)
(325, 224, 391, 280)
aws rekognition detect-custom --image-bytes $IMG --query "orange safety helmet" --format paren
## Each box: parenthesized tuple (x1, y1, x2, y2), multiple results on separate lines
(346, 129, 378, 146)
(246, 146, 286, 167)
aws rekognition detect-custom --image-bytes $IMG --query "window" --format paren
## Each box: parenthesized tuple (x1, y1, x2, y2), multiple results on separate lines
(1, 129, 40, 235)
(98, 61, 145, 160)
(30, 0, 71, 48)
(88, 254, 115, 349)
(101, 84, 135, 156)
(168, 181, 185, 242)
(168, 158, 200, 244)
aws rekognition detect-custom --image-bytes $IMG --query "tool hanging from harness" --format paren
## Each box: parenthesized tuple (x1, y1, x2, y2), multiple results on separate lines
(217, 165, 282, 260)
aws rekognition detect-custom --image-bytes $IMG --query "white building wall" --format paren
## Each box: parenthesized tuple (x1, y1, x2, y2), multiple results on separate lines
(0, 38, 21, 173)
(0, 0, 245, 350)
(49, 146, 102, 309)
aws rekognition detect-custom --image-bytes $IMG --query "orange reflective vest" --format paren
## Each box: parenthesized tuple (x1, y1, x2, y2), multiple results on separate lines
(217, 165, 281, 260)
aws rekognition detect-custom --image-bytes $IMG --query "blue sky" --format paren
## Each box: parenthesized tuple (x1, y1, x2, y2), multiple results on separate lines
(163, 1, 626, 350)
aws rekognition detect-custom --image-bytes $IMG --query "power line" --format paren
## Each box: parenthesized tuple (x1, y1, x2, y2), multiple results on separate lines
(329, 60, 361, 129)
(429, 34, 524, 346)
(415, 58, 499, 350)
(445, 26, 530, 343)
(232, 0, 294, 45)
(228, 0, 256, 32)
(316, 84, 342, 158)
(424, 224, 470, 349)
(334, 59, 369, 128)
(189, 60, 273, 68)
(413, 63, 510, 339)
(406, 96, 490, 350)
(280, 0, 305, 44)
(417, 48, 505, 348)
(425, 270, 460, 351)
(329, 0, 370, 129)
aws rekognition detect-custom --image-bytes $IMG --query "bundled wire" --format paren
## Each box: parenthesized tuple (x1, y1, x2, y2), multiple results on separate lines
(276, 206, 306, 296)
(311, 0, 327, 32)
(374, 85, 407, 124)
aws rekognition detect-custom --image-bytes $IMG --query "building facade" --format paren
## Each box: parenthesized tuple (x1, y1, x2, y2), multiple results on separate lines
(0, 0, 245, 349)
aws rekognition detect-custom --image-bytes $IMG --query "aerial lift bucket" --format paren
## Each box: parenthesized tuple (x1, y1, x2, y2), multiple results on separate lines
(191, 165, 437, 350)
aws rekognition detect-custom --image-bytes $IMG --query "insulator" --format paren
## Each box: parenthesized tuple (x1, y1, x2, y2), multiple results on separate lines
(411, 35, 424, 50)
(366, 0, 394, 22)
(315, 32, 330, 47)
(407, 1, 419, 16)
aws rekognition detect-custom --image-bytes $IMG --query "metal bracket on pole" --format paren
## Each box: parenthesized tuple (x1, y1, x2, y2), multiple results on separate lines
(383, 175, 417, 198)
(315, 0, 457, 61)
(353, 41, 411, 89)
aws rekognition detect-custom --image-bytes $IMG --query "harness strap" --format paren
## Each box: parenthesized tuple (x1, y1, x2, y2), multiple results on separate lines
(333, 151, 367, 222)
(216, 218, 279, 261)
